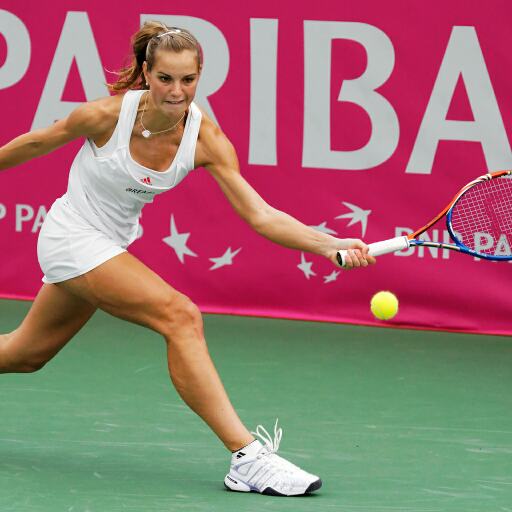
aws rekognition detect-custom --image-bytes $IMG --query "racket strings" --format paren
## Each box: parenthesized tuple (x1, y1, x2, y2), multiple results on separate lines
(450, 176, 512, 256)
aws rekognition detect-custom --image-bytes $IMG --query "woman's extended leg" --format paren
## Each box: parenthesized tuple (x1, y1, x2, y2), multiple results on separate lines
(0, 284, 97, 373)
(58, 252, 254, 452)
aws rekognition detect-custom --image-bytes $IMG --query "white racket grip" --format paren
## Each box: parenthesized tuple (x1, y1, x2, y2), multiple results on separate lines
(337, 236, 410, 267)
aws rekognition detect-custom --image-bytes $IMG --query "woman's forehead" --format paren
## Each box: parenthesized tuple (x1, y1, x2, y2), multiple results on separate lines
(152, 49, 199, 74)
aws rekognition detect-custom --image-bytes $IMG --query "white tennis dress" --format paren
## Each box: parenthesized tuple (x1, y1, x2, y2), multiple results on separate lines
(37, 90, 202, 283)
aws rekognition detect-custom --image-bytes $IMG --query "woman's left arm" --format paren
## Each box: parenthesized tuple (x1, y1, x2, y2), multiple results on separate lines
(198, 121, 374, 268)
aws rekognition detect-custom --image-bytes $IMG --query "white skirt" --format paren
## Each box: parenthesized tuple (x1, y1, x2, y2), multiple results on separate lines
(37, 197, 126, 284)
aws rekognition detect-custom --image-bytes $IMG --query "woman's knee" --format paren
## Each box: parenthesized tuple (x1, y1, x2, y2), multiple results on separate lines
(10, 359, 47, 373)
(0, 334, 47, 374)
(159, 293, 204, 341)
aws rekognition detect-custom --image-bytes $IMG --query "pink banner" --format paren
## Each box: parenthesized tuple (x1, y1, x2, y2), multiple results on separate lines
(0, 1, 511, 335)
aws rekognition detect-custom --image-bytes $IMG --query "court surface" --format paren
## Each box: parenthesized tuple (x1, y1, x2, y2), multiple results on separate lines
(1, 298, 511, 512)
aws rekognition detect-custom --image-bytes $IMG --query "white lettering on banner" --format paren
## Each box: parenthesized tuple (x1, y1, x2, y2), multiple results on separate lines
(32, 11, 109, 130)
(0, 12, 509, 173)
(140, 14, 229, 125)
(249, 18, 278, 166)
(16, 204, 33, 232)
(474, 232, 493, 254)
(32, 206, 46, 232)
(0, 10, 31, 89)
(495, 234, 511, 256)
(303, 21, 399, 170)
(394, 227, 452, 259)
(0, 203, 6, 220)
(393, 226, 512, 262)
(15, 204, 48, 232)
(472, 232, 511, 261)
(407, 26, 512, 174)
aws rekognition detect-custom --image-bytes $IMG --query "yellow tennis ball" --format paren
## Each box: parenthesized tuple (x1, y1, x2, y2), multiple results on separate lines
(370, 291, 399, 320)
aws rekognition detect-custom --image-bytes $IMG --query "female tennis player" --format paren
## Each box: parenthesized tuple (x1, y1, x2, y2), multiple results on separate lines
(0, 22, 375, 496)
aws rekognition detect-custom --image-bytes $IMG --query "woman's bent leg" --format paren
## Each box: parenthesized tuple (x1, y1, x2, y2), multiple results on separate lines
(59, 252, 254, 452)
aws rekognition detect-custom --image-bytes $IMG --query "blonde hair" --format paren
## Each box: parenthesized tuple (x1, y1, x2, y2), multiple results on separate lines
(108, 21, 202, 92)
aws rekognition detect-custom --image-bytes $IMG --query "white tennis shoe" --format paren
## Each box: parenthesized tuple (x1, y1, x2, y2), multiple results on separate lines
(224, 420, 322, 496)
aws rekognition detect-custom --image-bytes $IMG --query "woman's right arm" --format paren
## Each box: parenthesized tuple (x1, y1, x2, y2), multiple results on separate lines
(0, 100, 111, 171)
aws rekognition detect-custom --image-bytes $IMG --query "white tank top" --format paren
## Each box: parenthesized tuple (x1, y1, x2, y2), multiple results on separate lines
(62, 89, 202, 246)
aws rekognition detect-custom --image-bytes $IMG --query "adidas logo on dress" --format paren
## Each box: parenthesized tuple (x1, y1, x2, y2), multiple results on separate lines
(140, 177, 152, 185)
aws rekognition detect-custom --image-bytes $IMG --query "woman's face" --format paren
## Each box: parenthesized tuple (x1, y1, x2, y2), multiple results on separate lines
(143, 49, 200, 116)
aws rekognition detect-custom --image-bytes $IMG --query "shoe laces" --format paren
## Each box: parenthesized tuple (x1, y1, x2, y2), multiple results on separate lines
(251, 418, 283, 455)
(251, 420, 302, 474)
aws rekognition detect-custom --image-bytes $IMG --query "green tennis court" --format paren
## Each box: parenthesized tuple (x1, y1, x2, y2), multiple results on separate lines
(1, 298, 511, 511)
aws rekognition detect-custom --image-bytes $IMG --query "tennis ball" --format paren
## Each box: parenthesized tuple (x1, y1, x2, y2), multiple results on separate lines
(370, 291, 399, 320)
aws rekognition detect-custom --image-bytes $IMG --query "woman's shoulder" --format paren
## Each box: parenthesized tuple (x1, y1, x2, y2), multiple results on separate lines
(83, 93, 125, 122)
(194, 107, 237, 169)
(68, 93, 127, 138)
(195, 107, 225, 143)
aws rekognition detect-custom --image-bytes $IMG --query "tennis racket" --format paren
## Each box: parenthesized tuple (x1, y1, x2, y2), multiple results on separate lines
(337, 170, 512, 266)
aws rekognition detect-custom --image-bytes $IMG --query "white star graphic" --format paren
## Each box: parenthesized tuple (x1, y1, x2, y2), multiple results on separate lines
(310, 221, 337, 235)
(209, 247, 242, 270)
(323, 270, 340, 284)
(335, 202, 372, 237)
(297, 252, 316, 279)
(162, 215, 198, 263)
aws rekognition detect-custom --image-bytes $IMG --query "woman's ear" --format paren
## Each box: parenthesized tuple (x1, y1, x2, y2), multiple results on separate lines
(142, 61, 149, 86)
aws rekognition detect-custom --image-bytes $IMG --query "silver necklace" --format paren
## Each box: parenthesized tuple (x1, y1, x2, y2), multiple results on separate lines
(140, 93, 185, 138)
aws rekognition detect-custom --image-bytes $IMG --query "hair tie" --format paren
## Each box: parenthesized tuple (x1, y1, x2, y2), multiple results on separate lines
(158, 29, 182, 38)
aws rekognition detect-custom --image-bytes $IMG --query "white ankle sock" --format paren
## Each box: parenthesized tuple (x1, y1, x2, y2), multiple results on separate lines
(231, 439, 263, 461)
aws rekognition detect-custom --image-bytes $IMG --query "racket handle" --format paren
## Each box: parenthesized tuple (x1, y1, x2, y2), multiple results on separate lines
(336, 236, 410, 267)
